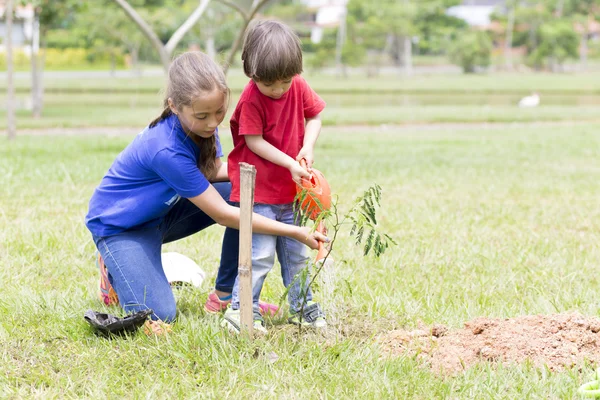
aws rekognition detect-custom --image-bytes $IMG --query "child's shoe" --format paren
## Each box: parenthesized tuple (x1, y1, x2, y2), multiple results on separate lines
(204, 292, 279, 317)
(288, 301, 326, 328)
(221, 307, 267, 335)
(97, 252, 119, 306)
(143, 320, 172, 336)
(203, 292, 231, 313)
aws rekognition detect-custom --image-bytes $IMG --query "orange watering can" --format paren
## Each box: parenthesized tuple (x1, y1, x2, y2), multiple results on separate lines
(297, 159, 332, 265)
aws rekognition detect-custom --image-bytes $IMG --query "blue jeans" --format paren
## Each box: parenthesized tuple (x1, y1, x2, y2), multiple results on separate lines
(230, 203, 312, 314)
(91, 182, 238, 322)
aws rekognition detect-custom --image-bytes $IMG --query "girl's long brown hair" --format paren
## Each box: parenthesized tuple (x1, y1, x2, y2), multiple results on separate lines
(150, 52, 229, 180)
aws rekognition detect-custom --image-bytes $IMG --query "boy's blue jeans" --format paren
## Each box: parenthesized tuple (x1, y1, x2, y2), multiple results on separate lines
(231, 203, 312, 314)
(91, 182, 239, 322)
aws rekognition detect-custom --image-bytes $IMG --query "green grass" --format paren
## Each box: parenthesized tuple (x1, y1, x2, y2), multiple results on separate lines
(2, 69, 600, 129)
(2, 91, 600, 130)
(2, 122, 600, 397)
(3, 68, 600, 94)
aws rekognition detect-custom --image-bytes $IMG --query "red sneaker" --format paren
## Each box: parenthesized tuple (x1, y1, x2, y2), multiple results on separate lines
(203, 292, 230, 313)
(203, 292, 279, 316)
(97, 252, 119, 306)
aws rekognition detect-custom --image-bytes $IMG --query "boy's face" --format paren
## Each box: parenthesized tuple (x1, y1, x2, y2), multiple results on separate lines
(255, 77, 294, 99)
(170, 89, 227, 139)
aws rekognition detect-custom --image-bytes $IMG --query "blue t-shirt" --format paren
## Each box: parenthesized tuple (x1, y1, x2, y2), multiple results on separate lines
(85, 114, 223, 237)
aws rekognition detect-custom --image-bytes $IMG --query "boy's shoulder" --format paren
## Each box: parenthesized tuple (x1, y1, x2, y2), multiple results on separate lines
(240, 79, 259, 96)
(235, 80, 261, 107)
(292, 75, 312, 90)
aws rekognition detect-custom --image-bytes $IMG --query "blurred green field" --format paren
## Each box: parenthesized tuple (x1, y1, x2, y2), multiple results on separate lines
(2, 122, 600, 397)
(2, 70, 600, 129)
(4, 69, 600, 93)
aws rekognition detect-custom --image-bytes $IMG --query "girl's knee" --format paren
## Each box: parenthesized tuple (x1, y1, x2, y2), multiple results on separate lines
(125, 300, 176, 322)
(151, 301, 177, 322)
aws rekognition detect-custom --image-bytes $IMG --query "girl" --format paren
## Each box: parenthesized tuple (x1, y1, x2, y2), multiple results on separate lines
(85, 52, 326, 333)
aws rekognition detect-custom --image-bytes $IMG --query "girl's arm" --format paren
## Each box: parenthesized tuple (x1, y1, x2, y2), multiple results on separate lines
(297, 114, 322, 170)
(244, 135, 310, 184)
(188, 185, 326, 249)
(210, 158, 229, 182)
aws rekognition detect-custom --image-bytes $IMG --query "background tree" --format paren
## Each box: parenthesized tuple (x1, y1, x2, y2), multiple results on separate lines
(6, 0, 16, 139)
(562, 0, 600, 70)
(504, 0, 517, 70)
(527, 19, 579, 71)
(412, 0, 465, 56)
(112, 0, 211, 71)
(218, 0, 272, 73)
(331, 0, 463, 76)
(448, 29, 493, 73)
(29, 0, 82, 118)
(347, 0, 417, 75)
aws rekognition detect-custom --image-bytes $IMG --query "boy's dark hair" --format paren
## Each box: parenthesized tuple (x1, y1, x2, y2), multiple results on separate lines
(242, 20, 303, 82)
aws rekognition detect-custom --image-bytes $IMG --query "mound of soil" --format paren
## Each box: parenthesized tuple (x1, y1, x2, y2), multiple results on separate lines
(379, 313, 600, 374)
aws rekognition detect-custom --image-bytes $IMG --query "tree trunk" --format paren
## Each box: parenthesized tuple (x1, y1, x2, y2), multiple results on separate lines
(113, 0, 211, 72)
(31, 13, 42, 118)
(335, 6, 347, 78)
(580, 25, 588, 71)
(31, 52, 41, 118)
(111, 53, 117, 76)
(220, 0, 271, 74)
(129, 45, 141, 76)
(206, 35, 216, 60)
(38, 44, 45, 116)
(403, 36, 412, 76)
(504, 3, 515, 70)
(6, 0, 17, 139)
(556, 0, 564, 17)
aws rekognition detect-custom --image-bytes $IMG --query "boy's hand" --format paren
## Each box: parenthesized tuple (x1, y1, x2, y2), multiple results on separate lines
(297, 226, 329, 250)
(296, 147, 314, 171)
(289, 161, 311, 184)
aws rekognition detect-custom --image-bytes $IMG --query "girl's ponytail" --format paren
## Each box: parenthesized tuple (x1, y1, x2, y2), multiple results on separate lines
(197, 136, 217, 180)
(149, 101, 173, 129)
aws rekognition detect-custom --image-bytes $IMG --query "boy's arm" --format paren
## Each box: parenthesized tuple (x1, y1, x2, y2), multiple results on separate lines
(210, 157, 229, 182)
(296, 114, 322, 170)
(244, 135, 310, 184)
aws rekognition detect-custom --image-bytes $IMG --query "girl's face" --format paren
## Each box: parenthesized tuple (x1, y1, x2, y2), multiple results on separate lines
(170, 89, 227, 139)
(255, 76, 294, 99)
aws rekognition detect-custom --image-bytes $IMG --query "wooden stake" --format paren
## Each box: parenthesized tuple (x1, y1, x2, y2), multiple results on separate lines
(238, 162, 256, 335)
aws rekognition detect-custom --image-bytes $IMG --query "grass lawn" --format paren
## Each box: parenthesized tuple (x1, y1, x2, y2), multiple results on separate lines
(2, 122, 600, 397)
(2, 70, 600, 130)
(2, 90, 600, 130)
(4, 69, 600, 94)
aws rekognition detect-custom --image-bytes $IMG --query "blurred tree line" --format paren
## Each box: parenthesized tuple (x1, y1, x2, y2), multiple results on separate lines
(14, 0, 600, 74)
(492, 0, 600, 72)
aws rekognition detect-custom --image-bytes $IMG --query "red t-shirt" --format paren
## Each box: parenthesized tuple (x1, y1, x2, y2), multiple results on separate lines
(228, 76, 326, 204)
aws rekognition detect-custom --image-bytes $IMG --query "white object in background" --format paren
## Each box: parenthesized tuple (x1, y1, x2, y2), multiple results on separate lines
(518, 92, 540, 108)
(161, 252, 206, 288)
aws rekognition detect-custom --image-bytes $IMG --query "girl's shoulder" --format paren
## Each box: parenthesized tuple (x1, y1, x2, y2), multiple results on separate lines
(141, 115, 190, 153)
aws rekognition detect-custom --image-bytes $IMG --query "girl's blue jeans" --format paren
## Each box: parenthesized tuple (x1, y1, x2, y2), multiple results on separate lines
(230, 203, 312, 314)
(91, 182, 238, 322)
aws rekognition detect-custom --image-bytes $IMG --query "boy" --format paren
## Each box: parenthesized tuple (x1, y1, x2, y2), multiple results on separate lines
(223, 20, 327, 333)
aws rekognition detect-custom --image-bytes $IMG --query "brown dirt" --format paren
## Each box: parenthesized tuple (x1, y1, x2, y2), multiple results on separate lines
(379, 313, 600, 374)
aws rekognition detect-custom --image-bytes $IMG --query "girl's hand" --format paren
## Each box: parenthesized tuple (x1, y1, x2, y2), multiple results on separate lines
(296, 147, 314, 171)
(297, 226, 329, 250)
(289, 162, 311, 184)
